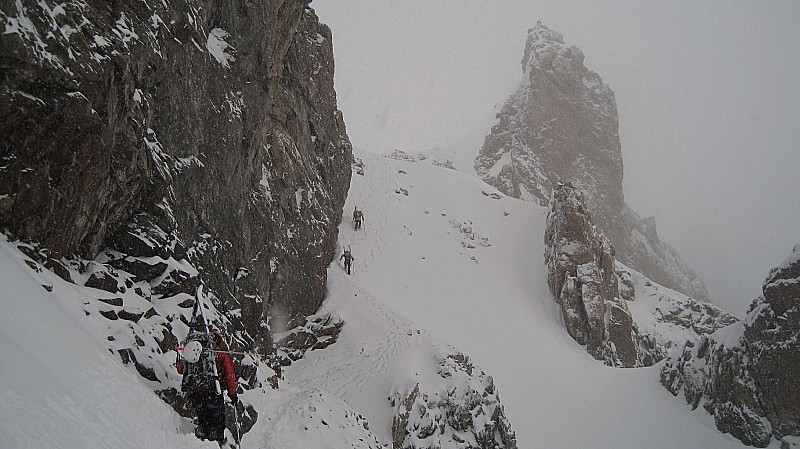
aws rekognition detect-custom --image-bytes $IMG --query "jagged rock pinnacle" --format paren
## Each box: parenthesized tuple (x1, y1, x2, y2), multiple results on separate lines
(475, 22, 708, 300)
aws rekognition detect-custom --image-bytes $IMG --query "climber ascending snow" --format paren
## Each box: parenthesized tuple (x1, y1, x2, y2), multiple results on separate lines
(176, 286, 238, 444)
(340, 248, 355, 275)
(353, 206, 364, 231)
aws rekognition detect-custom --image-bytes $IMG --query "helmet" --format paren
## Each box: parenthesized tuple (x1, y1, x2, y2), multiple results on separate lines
(182, 340, 203, 363)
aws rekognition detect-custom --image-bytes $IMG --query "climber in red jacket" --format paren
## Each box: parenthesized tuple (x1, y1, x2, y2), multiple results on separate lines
(177, 329, 237, 442)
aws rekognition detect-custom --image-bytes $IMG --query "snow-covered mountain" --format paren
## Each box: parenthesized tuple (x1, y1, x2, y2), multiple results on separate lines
(3, 145, 772, 448)
(543, 182, 735, 368)
(2, 2, 796, 448)
(475, 22, 708, 302)
(333, 149, 764, 448)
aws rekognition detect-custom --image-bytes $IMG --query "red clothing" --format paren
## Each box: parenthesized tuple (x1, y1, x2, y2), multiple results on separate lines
(177, 351, 237, 396)
(216, 352, 236, 396)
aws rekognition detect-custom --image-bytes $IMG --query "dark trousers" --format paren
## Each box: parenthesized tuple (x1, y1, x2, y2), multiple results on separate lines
(189, 391, 225, 441)
(354, 219, 361, 230)
(345, 260, 351, 275)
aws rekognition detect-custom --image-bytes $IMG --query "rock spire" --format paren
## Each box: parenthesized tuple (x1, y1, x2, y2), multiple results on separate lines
(475, 22, 708, 301)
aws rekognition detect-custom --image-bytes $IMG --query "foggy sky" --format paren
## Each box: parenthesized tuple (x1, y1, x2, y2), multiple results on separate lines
(313, 1, 800, 317)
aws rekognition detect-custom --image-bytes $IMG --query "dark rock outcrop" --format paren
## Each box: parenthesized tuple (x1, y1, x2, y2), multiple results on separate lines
(475, 22, 707, 301)
(1, 0, 349, 350)
(275, 313, 344, 363)
(544, 183, 655, 367)
(661, 244, 800, 447)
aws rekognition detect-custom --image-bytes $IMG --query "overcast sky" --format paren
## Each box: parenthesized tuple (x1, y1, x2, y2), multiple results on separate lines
(313, 1, 800, 316)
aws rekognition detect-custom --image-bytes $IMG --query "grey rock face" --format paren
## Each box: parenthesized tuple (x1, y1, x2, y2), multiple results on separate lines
(661, 244, 800, 447)
(748, 247, 800, 439)
(475, 22, 707, 301)
(0, 0, 350, 352)
(544, 183, 655, 367)
(275, 313, 344, 363)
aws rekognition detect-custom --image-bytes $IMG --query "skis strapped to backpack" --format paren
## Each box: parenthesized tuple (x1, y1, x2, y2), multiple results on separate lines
(181, 284, 221, 395)
(176, 284, 243, 448)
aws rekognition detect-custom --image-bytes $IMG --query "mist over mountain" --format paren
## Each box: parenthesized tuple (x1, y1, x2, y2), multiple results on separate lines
(313, 0, 800, 319)
(1, 2, 798, 449)
(476, 22, 708, 303)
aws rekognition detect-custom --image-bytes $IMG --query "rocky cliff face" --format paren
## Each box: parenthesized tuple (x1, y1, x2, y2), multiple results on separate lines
(1, 0, 350, 346)
(661, 244, 800, 447)
(1, 0, 351, 438)
(544, 183, 738, 368)
(475, 22, 707, 301)
(544, 183, 658, 367)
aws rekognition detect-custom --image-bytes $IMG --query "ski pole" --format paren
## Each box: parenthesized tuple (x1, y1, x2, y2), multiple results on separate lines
(230, 395, 240, 448)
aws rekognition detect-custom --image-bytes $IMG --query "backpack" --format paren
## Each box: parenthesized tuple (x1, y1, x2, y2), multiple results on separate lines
(181, 331, 218, 393)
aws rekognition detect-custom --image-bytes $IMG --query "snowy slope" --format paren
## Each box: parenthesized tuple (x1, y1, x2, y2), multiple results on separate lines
(0, 235, 205, 449)
(0, 145, 759, 448)
(308, 148, 752, 448)
(0, 232, 387, 449)
(625, 265, 738, 355)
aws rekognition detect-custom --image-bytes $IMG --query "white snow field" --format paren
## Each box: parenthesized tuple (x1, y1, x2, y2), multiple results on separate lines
(0, 147, 764, 448)
(300, 148, 753, 449)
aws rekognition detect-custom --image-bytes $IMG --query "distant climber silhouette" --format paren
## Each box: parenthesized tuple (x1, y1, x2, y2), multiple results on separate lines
(353, 206, 364, 230)
(340, 248, 355, 275)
